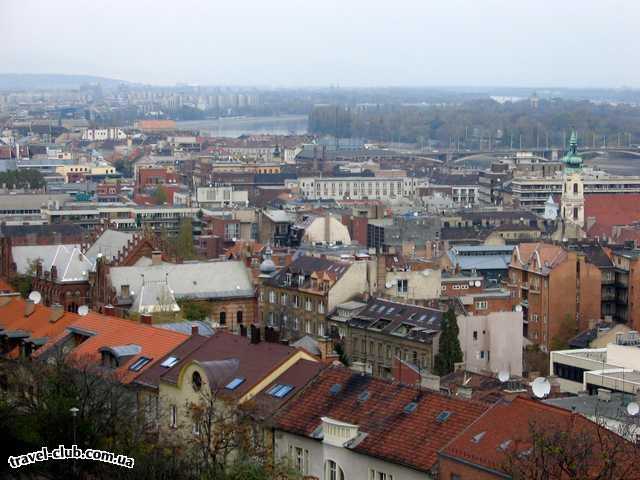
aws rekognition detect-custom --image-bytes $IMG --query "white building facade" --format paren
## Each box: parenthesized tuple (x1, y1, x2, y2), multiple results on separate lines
(297, 176, 417, 202)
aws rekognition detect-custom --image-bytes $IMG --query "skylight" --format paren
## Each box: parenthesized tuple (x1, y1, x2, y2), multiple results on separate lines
(403, 402, 418, 414)
(225, 377, 245, 390)
(160, 356, 179, 368)
(358, 390, 370, 402)
(129, 356, 152, 372)
(329, 383, 342, 395)
(268, 384, 294, 398)
(436, 411, 452, 423)
(386, 307, 395, 315)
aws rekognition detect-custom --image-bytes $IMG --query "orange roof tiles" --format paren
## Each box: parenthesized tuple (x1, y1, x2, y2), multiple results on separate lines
(274, 366, 488, 473)
(0, 297, 80, 358)
(0, 279, 15, 293)
(513, 242, 566, 272)
(37, 313, 188, 384)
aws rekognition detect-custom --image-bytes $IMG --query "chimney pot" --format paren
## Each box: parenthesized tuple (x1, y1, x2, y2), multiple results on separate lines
(140, 313, 153, 325)
(191, 324, 199, 336)
(151, 250, 162, 266)
(103, 304, 115, 316)
(50, 303, 64, 323)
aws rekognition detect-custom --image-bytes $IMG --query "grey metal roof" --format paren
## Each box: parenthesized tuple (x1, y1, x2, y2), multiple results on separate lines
(85, 229, 134, 262)
(291, 335, 322, 356)
(108, 260, 254, 313)
(263, 209, 295, 223)
(0, 193, 72, 211)
(100, 344, 142, 358)
(12, 244, 94, 282)
(157, 321, 215, 337)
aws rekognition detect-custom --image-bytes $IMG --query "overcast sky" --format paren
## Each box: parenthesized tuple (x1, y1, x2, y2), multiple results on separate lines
(1, 0, 636, 88)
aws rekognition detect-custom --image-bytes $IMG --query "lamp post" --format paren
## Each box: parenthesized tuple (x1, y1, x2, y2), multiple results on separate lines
(70, 407, 79, 477)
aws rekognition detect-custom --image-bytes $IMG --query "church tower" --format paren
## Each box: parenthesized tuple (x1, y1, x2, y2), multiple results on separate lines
(560, 129, 584, 229)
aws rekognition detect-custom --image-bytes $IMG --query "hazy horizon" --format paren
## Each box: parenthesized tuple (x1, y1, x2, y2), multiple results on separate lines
(2, 0, 638, 88)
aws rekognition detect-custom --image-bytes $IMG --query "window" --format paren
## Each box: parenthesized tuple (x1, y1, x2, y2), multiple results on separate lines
(268, 384, 294, 398)
(473, 330, 478, 341)
(161, 356, 179, 368)
(397, 279, 408, 294)
(170, 405, 177, 428)
(475, 300, 488, 310)
(219, 311, 226, 325)
(306, 319, 312, 334)
(192, 371, 202, 391)
(325, 460, 344, 480)
(269, 290, 276, 303)
(129, 356, 152, 372)
(225, 377, 245, 390)
(318, 302, 325, 314)
(236, 311, 243, 324)
(293, 317, 299, 331)
(370, 470, 394, 480)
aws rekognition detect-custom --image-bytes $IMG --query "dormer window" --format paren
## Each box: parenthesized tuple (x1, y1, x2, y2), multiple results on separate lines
(101, 351, 118, 368)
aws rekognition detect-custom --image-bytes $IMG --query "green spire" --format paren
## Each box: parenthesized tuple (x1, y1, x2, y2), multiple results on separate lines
(562, 128, 582, 171)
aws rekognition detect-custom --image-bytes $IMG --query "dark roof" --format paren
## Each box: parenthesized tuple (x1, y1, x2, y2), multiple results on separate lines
(349, 298, 443, 343)
(153, 331, 306, 399)
(134, 333, 210, 389)
(459, 210, 538, 222)
(264, 255, 352, 288)
(274, 366, 488, 473)
(579, 244, 614, 268)
(430, 173, 479, 186)
(440, 227, 491, 241)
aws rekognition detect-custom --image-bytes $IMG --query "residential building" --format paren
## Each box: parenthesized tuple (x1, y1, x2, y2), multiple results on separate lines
(447, 245, 515, 285)
(507, 243, 602, 351)
(341, 297, 443, 379)
(273, 365, 489, 480)
(259, 254, 369, 341)
(457, 311, 524, 377)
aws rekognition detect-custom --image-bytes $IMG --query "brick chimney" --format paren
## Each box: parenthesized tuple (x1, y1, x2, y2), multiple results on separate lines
(50, 303, 64, 323)
(103, 304, 115, 316)
(25, 299, 35, 317)
(151, 251, 162, 266)
(51, 265, 57, 282)
(191, 324, 199, 336)
(140, 313, 153, 325)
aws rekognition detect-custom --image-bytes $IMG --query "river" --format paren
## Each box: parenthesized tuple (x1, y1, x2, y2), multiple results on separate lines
(176, 114, 308, 137)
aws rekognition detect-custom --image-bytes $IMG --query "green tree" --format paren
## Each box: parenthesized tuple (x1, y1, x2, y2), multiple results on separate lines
(434, 308, 463, 376)
(334, 342, 351, 367)
(175, 218, 196, 260)
(179, 299, 209, 321)
(153, 186, 168, 204)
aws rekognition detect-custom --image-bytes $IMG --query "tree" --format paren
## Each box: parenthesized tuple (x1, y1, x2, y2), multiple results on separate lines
(550, 313, 578, 351)
(10, 258, 41, 298)
(334, 342, 351, 367)
(502, 411, 640, 480)
(153, 186, 168, 205)
(175, 218, 196, 260)
(179, 299, 209, 321)
(433, 308, 463, 376)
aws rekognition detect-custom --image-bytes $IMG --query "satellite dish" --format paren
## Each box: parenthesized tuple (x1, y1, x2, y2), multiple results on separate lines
(627, 402, 640, 416)
(515, 305, 523, 312)
(498, 370, 510, 383)
(78, 305, 89, 316)
(468, 280, 474, 286)
(531, 377, 551, 398)
(28, 291, 42, 304)
(474, 280, 481, 287)
(385, 282, 393, 289)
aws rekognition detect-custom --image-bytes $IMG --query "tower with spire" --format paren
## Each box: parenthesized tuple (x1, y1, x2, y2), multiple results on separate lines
(559, 129, 585, 235)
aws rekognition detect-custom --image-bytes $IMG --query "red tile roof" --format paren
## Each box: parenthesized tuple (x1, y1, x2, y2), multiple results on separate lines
(35, 313, 188, 384)
(0, 297, 80, 358)
(585, 193, 640, 238)
(440, 396, 639, 478)
(274, 366, 489, 473)
(0, 279, 15, 293)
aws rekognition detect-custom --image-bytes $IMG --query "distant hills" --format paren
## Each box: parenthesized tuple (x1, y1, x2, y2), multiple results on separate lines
(0, 73, 133, 91)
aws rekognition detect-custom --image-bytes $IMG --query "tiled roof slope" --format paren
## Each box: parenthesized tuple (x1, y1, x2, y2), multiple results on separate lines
(274, 366, 488, 473)
(35, 314, 188, 384)
(440, 396, 639, 477)
(585, 193, 640, 238)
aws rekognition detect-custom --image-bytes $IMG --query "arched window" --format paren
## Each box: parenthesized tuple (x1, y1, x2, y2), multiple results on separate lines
(192, 371, 202, 391)
(325, 460, 344, 480)
(219, 311, 226, 325)
(573, 183, 578, 194)
(236, 311, 243, 324)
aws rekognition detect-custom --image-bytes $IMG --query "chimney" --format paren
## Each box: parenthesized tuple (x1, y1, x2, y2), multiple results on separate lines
(324, 213, 331, 243)
(250, 324, 261, 344)
(140, 313, 153, 325)
(50, 303, 64, 323)
(151, 250, 162, 266)
(121, 284, 130, 298)
(51, 265, 57, 282)
(191, 324, 199, 336)
(25, 299, 35, 317)
(103, 304, 115, 316)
